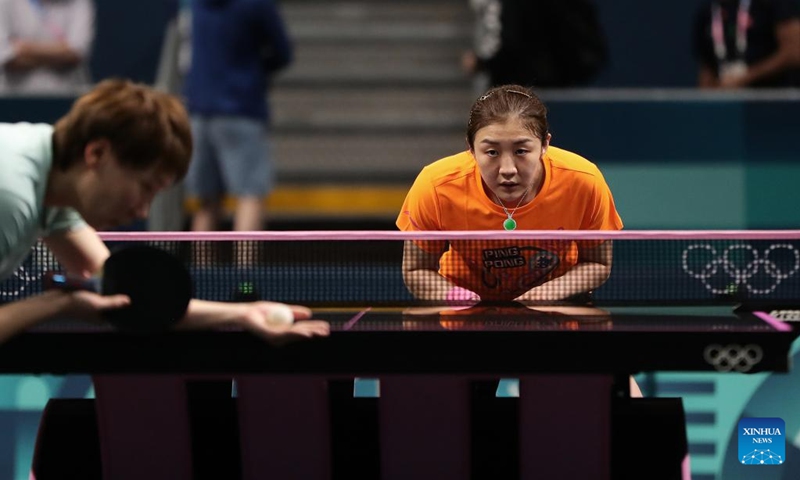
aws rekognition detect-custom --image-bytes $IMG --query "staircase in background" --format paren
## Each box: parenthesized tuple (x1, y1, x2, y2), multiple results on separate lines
(268, 0, 474, 223)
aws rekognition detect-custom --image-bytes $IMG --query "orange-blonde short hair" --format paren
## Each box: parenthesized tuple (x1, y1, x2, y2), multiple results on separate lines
(53, 78, 192, 180)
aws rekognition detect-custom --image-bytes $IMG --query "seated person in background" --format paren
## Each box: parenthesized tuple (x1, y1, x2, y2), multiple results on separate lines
(694, 0, 800, 88)
(0, 78, 329, 344)
(0, 0, 95, 93)
(397, 85, 622, 305)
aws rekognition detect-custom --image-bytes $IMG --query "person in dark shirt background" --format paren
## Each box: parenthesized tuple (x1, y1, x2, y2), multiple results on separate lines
(184, 0, 292, 232)
(694, 0, 800, 88)
(462, 0, 608, 89)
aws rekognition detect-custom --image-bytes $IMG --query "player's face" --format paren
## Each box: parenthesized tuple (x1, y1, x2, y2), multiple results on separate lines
(471, 117, 550, 206)
(78, 141, 175, 229)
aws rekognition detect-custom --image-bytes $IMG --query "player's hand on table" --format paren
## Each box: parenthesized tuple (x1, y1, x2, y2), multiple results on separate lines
(446, 286, 480, 306)
(514, 286, 563, 302)
(61, 289, 131, 321)
(238, 301, 330, 345)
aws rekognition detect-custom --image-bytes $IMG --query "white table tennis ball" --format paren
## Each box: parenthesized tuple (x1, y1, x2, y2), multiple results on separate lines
(266, 304, 295, 327)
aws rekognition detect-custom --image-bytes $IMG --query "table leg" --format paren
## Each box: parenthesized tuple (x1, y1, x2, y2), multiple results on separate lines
(519, 374, 613, 480)
(379, 375, 470, 480)
(236, 375, 331, 480)
(93, 375, 192, 480)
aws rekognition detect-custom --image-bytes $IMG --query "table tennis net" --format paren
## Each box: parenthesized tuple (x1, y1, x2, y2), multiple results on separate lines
(2, 232, 799, 309)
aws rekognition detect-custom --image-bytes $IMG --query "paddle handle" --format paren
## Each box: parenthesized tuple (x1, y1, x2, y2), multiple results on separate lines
(43, 271, 102, 293)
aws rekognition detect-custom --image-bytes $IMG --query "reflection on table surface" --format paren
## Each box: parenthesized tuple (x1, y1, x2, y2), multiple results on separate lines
(305, 302, 780, 333)
(400, 303, 612, 331)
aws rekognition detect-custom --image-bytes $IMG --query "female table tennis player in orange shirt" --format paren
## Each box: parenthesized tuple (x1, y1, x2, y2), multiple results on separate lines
(397, 85, 642, 396)
(397, 84, 622, 304)
(0, 79, 329, 344)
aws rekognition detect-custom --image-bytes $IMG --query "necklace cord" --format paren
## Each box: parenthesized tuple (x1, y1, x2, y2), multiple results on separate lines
(494, 185, 532, 220)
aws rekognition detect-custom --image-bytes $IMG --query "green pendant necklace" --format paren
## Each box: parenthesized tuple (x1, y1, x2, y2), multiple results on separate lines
(494, 186, 531, 231)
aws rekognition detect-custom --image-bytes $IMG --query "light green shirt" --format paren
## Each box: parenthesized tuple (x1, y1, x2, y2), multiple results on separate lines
(0, 122, 85, 281)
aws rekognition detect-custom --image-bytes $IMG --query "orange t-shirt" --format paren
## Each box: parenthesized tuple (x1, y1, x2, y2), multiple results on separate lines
(396, 147, 623, 300)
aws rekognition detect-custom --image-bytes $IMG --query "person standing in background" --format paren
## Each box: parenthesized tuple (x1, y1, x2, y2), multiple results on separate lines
(0, 0, 95, 93)
(694, 0, 800, 88)
(184, 0, 292, 232)
(462, 0, 608, 90)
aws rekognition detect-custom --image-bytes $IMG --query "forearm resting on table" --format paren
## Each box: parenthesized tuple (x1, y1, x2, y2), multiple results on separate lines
(174, 299, 315, 330)
(175, 299, 329, 344)
(0, 290, 73, 343)
(401, 241, 458, 301)
(173, 299, 248, 330)
(402, 269, 460, 301)
(516, 262, 611, 302)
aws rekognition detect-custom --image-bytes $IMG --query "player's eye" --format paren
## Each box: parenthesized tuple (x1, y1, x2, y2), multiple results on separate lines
(515, 149, 529, 155)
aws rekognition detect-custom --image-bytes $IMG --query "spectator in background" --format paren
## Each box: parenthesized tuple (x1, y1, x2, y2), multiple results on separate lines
(462, 0, 608, 90)
(694, 0, 800, 88)
(184, 0, 292, 232)
(0, 0, 95, 93)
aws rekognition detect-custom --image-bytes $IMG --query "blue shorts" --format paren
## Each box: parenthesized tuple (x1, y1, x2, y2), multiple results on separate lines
(185, 116, 274, 199)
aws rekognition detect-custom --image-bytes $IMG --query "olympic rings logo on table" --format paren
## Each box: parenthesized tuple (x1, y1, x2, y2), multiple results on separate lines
(769, 310, 800, 321)
(703, 344, 764, 372)
(682, 244, 800, 295)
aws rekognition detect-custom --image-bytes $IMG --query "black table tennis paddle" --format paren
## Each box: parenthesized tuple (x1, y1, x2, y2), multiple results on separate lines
(44, 245, 193, 333)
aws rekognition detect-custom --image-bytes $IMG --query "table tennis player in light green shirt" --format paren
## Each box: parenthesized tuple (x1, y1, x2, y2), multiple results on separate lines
(0, 78, 329, 343)
(0, 122, 86, 281)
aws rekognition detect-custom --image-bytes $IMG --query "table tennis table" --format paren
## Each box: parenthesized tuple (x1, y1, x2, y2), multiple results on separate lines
(3, 230, 800, 479)
(2, 305, 796, 480)
(0, 305, 793, 374)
